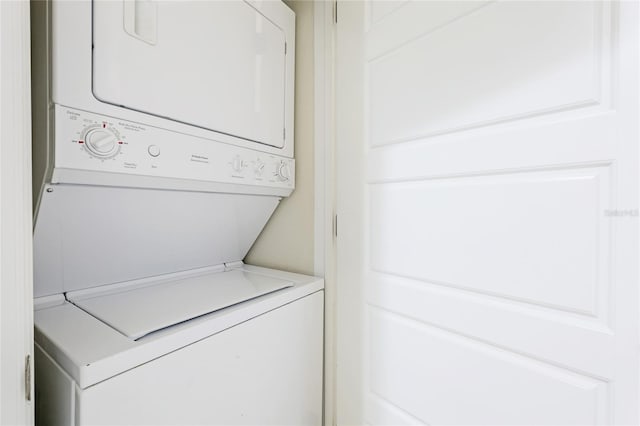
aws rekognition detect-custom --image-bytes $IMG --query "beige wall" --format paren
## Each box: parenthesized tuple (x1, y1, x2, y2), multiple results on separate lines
(244, 0, 315, 275)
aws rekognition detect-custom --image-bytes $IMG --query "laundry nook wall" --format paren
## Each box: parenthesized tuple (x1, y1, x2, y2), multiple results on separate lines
(245, 0, 316, 276)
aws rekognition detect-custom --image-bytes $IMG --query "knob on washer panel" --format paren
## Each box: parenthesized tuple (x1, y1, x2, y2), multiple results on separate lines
(276, 161, 291, 182)
(83, 127, 120, 158)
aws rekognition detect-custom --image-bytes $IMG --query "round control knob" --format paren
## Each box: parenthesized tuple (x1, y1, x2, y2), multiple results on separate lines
(84, 128, 119, 158)
(255, 159, 265, 176)
(232, 156, 245, 173)
(276, 161, 291, 182)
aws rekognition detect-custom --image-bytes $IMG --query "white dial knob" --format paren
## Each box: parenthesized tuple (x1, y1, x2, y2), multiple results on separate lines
(255, 159, 265, 176)
(84, 128, 119, 158)
(276, 161, 291, 182)
(232, 156, 244, 173)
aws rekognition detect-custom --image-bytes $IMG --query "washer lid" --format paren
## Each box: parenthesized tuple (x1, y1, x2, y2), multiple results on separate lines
(66, 269, 293, 340)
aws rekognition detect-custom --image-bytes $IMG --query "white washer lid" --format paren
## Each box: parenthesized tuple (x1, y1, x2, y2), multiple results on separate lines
(66, 270, 293, 340)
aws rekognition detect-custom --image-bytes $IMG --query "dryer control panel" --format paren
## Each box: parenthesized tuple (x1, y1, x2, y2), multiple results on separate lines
(53, 106, 295, 191)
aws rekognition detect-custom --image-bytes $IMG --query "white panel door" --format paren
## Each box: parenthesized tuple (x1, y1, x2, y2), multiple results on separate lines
(336, 1, 639, 425)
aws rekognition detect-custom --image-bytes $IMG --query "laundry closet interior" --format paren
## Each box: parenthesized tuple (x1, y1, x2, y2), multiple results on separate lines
(7, 0, 640, 425)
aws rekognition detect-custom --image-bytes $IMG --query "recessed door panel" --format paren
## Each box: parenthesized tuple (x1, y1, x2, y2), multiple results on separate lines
(92, 1, 287, 148)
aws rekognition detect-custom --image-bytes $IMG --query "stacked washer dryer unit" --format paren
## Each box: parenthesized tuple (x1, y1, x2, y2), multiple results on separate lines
(32, 1, 323, 425)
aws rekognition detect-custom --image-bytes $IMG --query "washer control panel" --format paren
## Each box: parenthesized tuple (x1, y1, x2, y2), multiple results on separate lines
(54, 106, 294, 189)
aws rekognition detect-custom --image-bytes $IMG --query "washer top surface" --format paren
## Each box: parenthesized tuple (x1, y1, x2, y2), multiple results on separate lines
(34, 265, 324, 389)
(67, 269, 293, 340)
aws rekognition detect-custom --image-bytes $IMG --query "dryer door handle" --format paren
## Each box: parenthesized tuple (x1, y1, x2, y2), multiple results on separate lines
(123, 0, 157, 45)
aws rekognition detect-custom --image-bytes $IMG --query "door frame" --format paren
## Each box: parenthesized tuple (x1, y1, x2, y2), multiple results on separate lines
(0, 1, 34, 424)
(313, 1, 338, 424)
(334, 1, 367, 424)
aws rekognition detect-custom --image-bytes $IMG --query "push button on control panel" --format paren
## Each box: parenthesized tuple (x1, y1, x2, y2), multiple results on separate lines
(148, 145, 160, 157)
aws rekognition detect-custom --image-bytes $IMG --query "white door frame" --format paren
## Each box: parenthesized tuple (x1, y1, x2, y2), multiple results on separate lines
(313, 1, 337, 424)
(334, 1, 367, 424)
(0, 1, 34, 424)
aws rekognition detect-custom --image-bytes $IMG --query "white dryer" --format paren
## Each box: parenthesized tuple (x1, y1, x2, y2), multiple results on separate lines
(32, 0, 296, 210)
(31, 1, 323, 425)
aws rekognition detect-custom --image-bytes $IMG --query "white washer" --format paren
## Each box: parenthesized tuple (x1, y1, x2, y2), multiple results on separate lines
(35, 264, 323, 426)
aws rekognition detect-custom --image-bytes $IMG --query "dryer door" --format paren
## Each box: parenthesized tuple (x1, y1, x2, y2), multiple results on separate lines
(92, 0, 290, 149)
